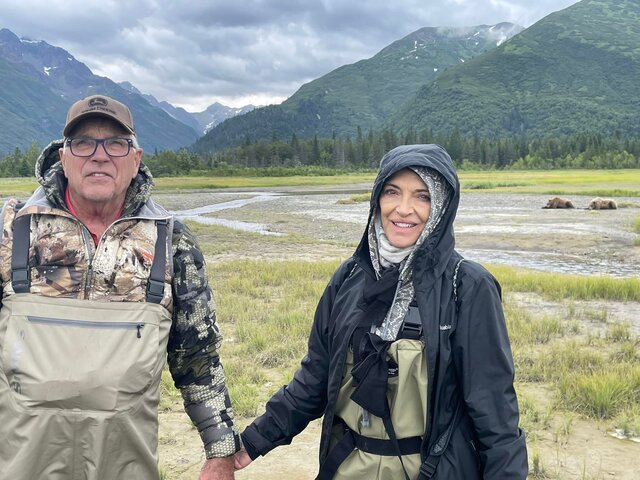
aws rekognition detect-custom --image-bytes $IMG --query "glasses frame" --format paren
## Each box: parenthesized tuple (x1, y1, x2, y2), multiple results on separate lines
(65, 136, 135, 158)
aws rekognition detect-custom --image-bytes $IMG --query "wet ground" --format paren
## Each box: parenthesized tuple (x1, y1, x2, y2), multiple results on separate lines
(154, 188, 640, 277)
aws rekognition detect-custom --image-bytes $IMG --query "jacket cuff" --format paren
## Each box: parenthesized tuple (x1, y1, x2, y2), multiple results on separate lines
(203, 429, 242, 458)
(240, 432, 261, 460)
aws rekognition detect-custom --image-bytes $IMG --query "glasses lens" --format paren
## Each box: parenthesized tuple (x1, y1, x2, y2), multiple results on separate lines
(70, 138, 97, 156)
(104, 138, 130, 156)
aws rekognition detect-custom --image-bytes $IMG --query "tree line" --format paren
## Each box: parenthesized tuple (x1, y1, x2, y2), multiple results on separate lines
(2, 130, 640, 178)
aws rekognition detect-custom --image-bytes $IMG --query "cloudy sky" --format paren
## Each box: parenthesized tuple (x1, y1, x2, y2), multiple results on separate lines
(2, 0, 580, 112)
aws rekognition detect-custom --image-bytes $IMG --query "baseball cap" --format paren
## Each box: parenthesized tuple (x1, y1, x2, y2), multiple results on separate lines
(63, 95, 135, 136)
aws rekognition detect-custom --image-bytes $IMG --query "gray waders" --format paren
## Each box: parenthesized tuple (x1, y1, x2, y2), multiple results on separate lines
(0, 214, 172, 480)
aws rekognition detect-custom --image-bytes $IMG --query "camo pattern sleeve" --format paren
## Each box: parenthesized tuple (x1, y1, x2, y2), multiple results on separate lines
(167, 220, 241, 458)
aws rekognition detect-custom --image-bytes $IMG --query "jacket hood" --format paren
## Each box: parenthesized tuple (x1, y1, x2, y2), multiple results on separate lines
(356, 144, 460, 277)
(34, 139, 155, 217)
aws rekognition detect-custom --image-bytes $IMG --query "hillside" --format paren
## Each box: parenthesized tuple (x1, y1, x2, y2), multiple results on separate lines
(192, 23, 522, 153)
(0, 29, 199, 153)
(390, 0, 640, 138)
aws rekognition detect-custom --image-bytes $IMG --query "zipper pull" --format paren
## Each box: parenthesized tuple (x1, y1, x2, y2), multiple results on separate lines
(136, 324, 144, 338)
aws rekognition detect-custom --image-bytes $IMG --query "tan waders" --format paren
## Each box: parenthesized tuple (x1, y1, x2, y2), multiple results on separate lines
(0, 294, 172, 480)
(329, 338, 427, 480)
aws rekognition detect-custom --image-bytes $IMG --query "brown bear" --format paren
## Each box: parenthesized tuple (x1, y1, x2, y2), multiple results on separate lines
(543, 197, 575, 209)
(588, 197, 617, 210)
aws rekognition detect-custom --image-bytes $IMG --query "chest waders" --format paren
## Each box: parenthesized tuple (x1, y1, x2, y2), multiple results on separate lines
(0, 214, 172, 480)
(318, 259, 465, 480)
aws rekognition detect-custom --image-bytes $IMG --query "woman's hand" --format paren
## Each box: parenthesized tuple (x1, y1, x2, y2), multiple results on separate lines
(233, 448, 253, 470)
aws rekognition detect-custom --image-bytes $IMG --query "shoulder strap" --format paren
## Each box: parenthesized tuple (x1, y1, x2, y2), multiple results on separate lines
(146, 218, 169, 304)
(11, 204, 30, 294)
(418, 400, 464, 479)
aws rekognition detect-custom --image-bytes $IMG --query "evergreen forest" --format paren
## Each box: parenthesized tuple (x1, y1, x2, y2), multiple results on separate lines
(4, 129, 640, 178)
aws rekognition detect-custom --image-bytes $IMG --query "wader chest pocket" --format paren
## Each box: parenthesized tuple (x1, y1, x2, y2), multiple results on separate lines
(1, 306, 160, 411)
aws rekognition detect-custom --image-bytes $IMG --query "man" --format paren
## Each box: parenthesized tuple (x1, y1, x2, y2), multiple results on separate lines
(0, 95, 239, 479)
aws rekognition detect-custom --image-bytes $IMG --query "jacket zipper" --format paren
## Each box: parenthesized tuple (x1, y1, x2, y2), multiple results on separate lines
(80, 226, 95, 300)
(27, 316, 145, 338)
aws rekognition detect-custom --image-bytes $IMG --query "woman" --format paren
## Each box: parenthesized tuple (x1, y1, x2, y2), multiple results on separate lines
(235, 144, 528, 479)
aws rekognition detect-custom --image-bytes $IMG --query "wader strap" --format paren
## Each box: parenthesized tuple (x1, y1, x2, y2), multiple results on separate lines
(382, 415, 412, 480)
(146, 218, 169, 304)
(11, 213, 31, 293)
(399, 304, 422, 340)
(317, 420, 422, 480)
(418, 400, 464, 480)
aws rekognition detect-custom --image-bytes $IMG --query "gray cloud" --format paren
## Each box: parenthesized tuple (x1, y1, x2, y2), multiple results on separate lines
(0, 0, 580, 111)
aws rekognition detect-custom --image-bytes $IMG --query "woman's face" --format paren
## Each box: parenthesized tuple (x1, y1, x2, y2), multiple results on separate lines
(379, 168, 431, 249)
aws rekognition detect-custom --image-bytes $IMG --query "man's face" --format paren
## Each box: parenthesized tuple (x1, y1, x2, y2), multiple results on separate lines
(59, 118, 142, 211)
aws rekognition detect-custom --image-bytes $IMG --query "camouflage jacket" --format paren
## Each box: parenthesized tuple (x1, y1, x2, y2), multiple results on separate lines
(0, 140, 240, 458)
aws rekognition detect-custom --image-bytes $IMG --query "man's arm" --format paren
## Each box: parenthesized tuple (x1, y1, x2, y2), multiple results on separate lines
(167, 221, 240, 472)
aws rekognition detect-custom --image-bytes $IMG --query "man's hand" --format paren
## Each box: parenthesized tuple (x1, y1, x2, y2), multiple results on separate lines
(233, 448, 252, 471)
(199, 456, 235, 480)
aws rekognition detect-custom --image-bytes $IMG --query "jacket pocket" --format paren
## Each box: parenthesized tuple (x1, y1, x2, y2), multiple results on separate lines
(433, 415, 482, 480)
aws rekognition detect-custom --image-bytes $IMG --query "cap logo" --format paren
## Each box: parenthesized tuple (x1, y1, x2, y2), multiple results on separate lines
(88, 97, 108, 107)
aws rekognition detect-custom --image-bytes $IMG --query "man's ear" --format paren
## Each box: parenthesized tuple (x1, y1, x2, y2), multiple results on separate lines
(58, 147, 68, 178)
(132, 147, 143, 178)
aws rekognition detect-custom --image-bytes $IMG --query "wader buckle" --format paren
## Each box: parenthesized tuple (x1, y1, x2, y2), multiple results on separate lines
(419, 459, 437, 479)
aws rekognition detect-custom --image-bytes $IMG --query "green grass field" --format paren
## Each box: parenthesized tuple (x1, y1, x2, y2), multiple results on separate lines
(2, 168, 639, 198)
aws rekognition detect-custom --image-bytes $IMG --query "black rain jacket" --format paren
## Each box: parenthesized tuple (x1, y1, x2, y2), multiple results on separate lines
(242, 144, 528, 479)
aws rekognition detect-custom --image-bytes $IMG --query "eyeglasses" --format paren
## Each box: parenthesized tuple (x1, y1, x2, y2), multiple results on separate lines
(66, 137, 135, 157)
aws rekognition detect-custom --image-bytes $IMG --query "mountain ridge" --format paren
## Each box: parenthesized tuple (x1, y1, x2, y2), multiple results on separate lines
(0, 28, 199, 153)
(192, 22, 523, 153)
(389, 0, 640, 137)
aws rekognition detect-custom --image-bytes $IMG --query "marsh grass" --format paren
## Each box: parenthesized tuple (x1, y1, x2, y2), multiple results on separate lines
(2, 169, 640, 198)
(210, 259, 339, 415)
(519, 393, 553, 440)
(489, 264, 640, 302)
(606, 322, 631, 342)
(0, 177, 38, 197)
(159, 368, 181, 412)
(459, 169, 640, 196)
(152, 174, 375, 191)
(558, 366, 639, 419)
(336, 192, 371, 204)
(182, 220, 347, 258)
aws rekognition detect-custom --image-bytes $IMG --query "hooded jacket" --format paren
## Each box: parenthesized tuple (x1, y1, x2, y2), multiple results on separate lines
(0, 140, 240, 460)
(242, 144, 527, 478)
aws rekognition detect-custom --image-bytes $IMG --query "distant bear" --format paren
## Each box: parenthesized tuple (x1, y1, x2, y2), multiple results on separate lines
(588, 197, 617, 210)
(543, 197, 575, 209)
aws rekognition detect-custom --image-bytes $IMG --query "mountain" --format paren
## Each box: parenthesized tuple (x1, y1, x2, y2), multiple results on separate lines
(191, 103, 255, 134)
(192, 23, 522, 153)
(390, 0, 640, 138)
(0, 28, 199, 153)
(118, 81, 202, 132)
(119, 81, 255, 135)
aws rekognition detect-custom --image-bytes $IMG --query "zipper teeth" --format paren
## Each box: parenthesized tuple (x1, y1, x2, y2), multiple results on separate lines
(27, 316, 143, 329)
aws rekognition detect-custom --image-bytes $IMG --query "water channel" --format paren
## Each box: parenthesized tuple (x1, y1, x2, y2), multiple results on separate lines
(165, 189, 639, 278)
